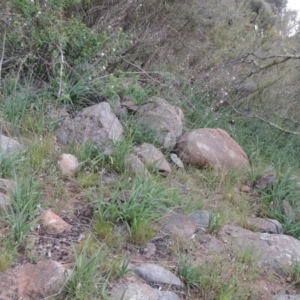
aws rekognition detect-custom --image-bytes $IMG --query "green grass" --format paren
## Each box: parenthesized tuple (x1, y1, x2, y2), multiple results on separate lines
(64, 246, 108, 300)
(2, 174, 41, 243)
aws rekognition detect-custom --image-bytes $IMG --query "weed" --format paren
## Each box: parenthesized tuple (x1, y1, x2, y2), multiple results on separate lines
(95, 176, 170, 244)
(290, 261, 300, 290)
(64, 246, 107, 300)
(117, 254, 133, 278)
(2, 174, 41, 243)
(0, 238, 16, 271)
(207, 211, 223, 234)
(177, 254, 202, 294)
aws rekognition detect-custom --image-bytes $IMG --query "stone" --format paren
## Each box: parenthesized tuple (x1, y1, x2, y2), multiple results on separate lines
(197, 234, 226, 254)
(55, 102, 124, 152)
(0, 192, 10, 207)
(124, 154, 151, 178)
(272, 295, 300, 300)
(57, 153, 80, 176)
(143, 243, 156, 258)
(219, 225, 300, 274)
(159, 213, 197, 242)
(170, 153, 184, 168)
(134, 143, 171, 175)
(254, 174, 276, 190)
(159, 291, 181, 300)
(176, 128, 249, 170)
(110, 283, 180, 300)
(0, 134, 22, 155)
(0, 260, 70, 299)
(134, 97, 183, 149)
(133, 263, 184, 288)
(41, 209, 72, 234)
(282, 200, 296, 222)
(189, 210, 210, 230)
(246, 217, 283, 234)
(240, 185, 251, 193)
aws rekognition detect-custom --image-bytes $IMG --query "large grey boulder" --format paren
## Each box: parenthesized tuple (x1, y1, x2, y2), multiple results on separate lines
(219, 225, 300, 274)
(134, 98, 184, 149)
(55, 102, 124, 152)
(176, 128, 249, 170)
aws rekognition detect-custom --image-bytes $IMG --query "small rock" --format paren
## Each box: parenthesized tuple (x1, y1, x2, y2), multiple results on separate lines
(254, 174, 276, 190)
(189, 210, 210, 230)
(246, 217, 283, 234)
(143, 243, 156, 258)
(159, 213, 198, 242)
(0, 192, 10, 207)
(282, 200, 296, 222)
(159, 291, 181, 300)
(240, 185, 251, 193)
(57, 153, 80, 176)
(134, 143, 171, 175)
(134, 263, 184, 288)
(197, 234, 226, 253)
(110, 282, 180, 300)
(124, 153, 151, 178)
(170, 153, 184, 168)
(272, 295, 300, 300)
(41, 209, 72, 234)
(0, 134, 22, 155)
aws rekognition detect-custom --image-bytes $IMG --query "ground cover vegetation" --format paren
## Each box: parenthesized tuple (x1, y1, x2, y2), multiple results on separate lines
(1, 0, 300, 299)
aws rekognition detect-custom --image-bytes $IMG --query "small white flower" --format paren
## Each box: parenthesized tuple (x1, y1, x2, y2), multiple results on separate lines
(101, 52, 104, 56)
(102, 66, 106, 70)
(112, 48, 115, 51)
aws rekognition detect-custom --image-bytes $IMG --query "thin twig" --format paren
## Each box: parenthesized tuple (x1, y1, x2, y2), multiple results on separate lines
(56, 44, 65, 99)
(0, 28, 6, 94)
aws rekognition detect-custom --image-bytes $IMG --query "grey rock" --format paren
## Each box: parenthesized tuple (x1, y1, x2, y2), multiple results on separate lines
(159, 291, 181, 300)
(198, 234, 226, 254)
(0, 134, 22, 155)
(143, 243, 156, 258)
(110, 283, 181, 300)
(189, 210, 210, 230)
(134, 97, 183, 149)
(55, 102, 124, 152)
(134, 263, 184, 288)
(124, 154, 151, 178)
(282, 200, 296, 222)
(159, 212, 198, 242)
(254, 174, 276, 190)
(246, 217, 283, 234)
(134, 143, 171, 175)
(0, 192, 10, 207)
(272, 295, 300, 300)
(170, 153, 184, 168)
(219, 225, 300, 275)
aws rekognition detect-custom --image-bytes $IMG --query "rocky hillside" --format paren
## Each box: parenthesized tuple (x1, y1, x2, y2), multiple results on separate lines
(0, 0, 300, 300)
